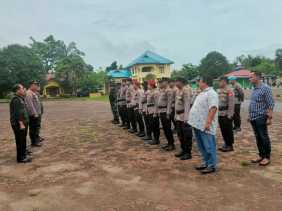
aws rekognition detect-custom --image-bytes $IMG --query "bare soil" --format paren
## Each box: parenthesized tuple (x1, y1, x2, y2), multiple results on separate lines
(0, 100, 281, 211)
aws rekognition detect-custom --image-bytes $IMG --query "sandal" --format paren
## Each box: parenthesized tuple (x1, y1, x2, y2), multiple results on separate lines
(251, 157, 263, 163)
(259, 158, 271, 166)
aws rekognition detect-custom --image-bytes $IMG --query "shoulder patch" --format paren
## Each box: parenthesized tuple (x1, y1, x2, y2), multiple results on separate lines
(228, 91, 233, 97)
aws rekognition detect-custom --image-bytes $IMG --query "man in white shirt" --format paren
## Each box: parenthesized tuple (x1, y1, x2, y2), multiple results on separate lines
(188, 77, 218, 174)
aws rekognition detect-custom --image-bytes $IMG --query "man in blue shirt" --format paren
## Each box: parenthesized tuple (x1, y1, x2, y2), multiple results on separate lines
(249, 72, 275, 166)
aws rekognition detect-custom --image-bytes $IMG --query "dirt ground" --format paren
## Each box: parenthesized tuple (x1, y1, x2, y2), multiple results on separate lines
(0, 100, 281, 211)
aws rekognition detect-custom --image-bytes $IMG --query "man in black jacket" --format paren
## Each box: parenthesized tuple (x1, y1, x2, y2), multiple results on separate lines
(10, 84, 32, 163)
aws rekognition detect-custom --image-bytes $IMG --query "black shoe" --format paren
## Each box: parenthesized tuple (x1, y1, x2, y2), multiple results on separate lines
(118, 124, 125, 127)
(175, 151, 185, 158)
(149, 139, 160, 145)
(220, 146, 234, 152)
(161, 144, 169, 149)
(111, 120, 119, 124)
(165, 145, 175, 151)
(218, 145, 227, 151)
(128, 129, 135, 133)
(39, 136, 45, 142)
(31, 143, 42, 147)
(142, 136, 152, 141)
(18, 157, 32, 163)
(179, 153, 192, 160)
(200, 167, 216, 174)
(195, 165, 207, 171)
(27, 149, 33, 155)
(138, 133, 145, 137)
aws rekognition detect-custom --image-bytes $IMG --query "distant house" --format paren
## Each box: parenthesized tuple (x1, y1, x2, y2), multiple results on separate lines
(43, 70, 64, 97)
(126, 50, 174, 82)
(225, 69, 252, 89)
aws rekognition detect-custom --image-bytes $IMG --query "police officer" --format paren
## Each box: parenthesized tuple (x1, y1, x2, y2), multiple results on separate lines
(218, 76, 235, 152)
(132, 80, 145, 137)
(168, 79, 177, 130)
(174, 78, 193, 160)
(126, 79, 137, 133)
(10, 84, 32, 163)
(157, 78, 175, 151)
(146, 80, 160, 145)
(25, 81, 43, 147)
(229, 76, 244, 132)
(117, 79, 129, 128)
(36, 84, 44, 142)
(109, 80, 120, 124)
(141, 81, 152, 141)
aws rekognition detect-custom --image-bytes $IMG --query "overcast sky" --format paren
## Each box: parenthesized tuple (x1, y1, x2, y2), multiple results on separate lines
(1, 0, 282, 69)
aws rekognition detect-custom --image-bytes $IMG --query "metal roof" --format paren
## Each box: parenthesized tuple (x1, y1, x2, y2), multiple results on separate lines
(127, 50, 174, 68)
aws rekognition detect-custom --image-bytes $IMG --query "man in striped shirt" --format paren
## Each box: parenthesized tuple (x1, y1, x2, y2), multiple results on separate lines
(249, 72, 275, 166)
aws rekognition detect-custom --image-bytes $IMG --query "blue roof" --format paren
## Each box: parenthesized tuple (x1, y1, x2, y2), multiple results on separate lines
(126, 50, 174, 68)
(107, 69, 132, 78)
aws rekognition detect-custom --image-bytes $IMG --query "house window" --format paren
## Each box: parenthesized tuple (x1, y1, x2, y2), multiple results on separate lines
(159, 66, 165, 74)
(142, 67, 152, 72)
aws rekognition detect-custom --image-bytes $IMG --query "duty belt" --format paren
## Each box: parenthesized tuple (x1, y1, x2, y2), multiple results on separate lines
(158, 106, 167, 109)
(219, 106, 228, 111)
(126, 101, 130, 103)
(176, 110, 184, 114)
(147, 104, 155, 107)
(118, 99, 125, 102)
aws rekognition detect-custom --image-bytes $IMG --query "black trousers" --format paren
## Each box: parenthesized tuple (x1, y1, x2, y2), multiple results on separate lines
(233, 104, 241, 129)
(128, 107, 137, 131)
(29, 116, 41, 145)
(118, 105, 128, 125)
(147, 114, 160, 141)
(12, 125, 28, 162)
(160, 113, 174, 145)
(251, 116, 271, 159)
(175, 121, 192, 154)
(134, 110, 145, 133)
(219, 116, 234, 147)
(143, 112, 150, 136)
(170, 108, 176, 129)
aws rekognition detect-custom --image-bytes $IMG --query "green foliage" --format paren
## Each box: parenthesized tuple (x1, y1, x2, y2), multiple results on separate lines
(0, 44, 44, 97)
(198, 51, 230, 84)
(105, 61, 118, 72)
(275, 49, 282, 73)
(30, 35, 85, 72)
(172, 63, 199, 81)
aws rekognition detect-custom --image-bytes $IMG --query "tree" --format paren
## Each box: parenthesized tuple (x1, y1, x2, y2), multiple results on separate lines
(30, 35, 84, 72)
(198, 51, 230, 84)
(252, 59, 276, 75)
(171, 63, 199, 80)
(55, 55, 90, 95)
(0, 44, 44, 97)
(275, 49, 282, 73)
(105, 61, 118, 72)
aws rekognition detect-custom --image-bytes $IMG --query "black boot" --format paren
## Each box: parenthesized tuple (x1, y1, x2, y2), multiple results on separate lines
(175, 151, 185, 157)
(179, 153, 192, 160)
(165, 144, 176, 151)
(149, 138, 160, 145)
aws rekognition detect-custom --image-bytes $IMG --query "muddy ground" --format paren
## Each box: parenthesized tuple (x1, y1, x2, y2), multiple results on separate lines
(0, 100, 281, 211)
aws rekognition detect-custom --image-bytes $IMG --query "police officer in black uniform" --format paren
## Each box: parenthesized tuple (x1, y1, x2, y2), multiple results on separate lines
(109, 80, 120, 124)
(10, 84, 32, 163)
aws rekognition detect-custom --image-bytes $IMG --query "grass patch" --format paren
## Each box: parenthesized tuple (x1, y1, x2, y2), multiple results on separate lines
(0, 99, 9, 103)
(89, 95, 109, 102)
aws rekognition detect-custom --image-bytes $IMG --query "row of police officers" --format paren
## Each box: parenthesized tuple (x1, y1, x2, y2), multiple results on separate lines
(109, 76, 244, 161)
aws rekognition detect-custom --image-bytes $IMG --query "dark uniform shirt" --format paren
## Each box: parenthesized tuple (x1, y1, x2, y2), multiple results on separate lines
(10, 95, 29, 127)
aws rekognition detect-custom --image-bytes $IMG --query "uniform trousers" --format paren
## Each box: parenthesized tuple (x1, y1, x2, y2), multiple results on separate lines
(147, 114, 160, 141)
(219, 116, 234, 147)
(233, 104, 241, 129)
(29, 116, 41, 145)
(175, 121, 193, 154)
(134, 110, 145, 133)
(160, 112, 174, 145)
(12, 125, 28, 162)
(128, 107, 137, 131)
